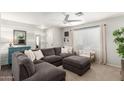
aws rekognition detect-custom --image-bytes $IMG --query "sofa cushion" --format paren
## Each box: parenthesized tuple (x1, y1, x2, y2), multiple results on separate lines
(17, 55, 35, 77)
(54, 47, 61, 55)
(33, 60, 45, 64)
(43, 55, 62, 63)
(29, 62, 66, 81)
(41, 48, 55, 56)
(59, 53, 73, 58)
(63, 56, 90, 69)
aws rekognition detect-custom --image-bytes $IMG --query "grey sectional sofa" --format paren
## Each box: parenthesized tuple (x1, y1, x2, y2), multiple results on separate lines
(12, 47, 73, 81)
(12, 51, 66, 81)
(41, 47, 73, 66)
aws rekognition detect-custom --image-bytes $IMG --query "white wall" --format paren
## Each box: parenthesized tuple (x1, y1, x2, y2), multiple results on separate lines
(46, 27, 63, 48)
(0, 19, 46, 65)
(63, 15, 124, 67)
(62, 27, 73, 46)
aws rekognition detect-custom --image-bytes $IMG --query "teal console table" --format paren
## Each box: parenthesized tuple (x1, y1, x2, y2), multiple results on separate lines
(8, 46, 31, 64)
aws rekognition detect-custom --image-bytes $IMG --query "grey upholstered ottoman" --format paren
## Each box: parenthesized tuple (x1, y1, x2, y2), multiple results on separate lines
(63, 56, 91, 76)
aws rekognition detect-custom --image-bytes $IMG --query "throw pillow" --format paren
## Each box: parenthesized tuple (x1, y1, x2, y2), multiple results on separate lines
(61, 47, 68, 53)
(33, 50, 44, 60)
(24, 50, 35, 61)
(67, 47, 73, 53)
(62, 46, 73, 54)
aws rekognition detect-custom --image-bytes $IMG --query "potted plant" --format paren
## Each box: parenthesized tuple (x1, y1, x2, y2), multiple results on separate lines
(113, 27, 124, 80)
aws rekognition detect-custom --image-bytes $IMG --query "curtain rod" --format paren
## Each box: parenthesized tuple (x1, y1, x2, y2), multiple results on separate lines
(71, 25, 100, 31)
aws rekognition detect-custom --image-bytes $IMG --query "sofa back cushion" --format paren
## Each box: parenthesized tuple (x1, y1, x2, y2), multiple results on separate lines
(54, 47, 61, 55)
(41, 48, 55, 56)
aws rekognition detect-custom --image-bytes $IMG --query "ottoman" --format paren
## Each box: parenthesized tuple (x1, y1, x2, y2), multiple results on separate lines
(63, 56, 91, 76)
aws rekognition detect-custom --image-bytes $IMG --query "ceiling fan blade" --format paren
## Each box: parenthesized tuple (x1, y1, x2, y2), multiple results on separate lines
(67, 20, 82, 22)
(63, 13, 82, 24)
(64, 14, 69, 21)
(63, 20, 67, 24)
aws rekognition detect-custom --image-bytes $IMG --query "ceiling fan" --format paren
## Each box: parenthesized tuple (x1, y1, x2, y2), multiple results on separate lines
(63, 12, 84, 24)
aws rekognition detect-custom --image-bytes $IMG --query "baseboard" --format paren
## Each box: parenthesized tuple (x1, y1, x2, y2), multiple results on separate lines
(106, 63, 121, 68)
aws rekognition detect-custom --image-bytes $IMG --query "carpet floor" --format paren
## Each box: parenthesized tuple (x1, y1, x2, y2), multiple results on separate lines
(59, 63, 121, 81)
(0, 65, 13, 81)
(0, 63, 121, 81)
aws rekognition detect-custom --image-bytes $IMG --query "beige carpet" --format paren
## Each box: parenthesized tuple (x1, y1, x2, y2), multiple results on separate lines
(0, 65, 13, 81)
(0, 63, 121, 81)
(59, 63, 121, 81)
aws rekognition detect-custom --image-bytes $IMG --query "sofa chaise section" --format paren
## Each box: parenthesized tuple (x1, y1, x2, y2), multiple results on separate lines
(25, 62, 66, 81)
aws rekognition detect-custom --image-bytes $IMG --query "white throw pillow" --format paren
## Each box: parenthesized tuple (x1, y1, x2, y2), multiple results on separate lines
(67, 47, 73, 53)
(62, 46, 73, 53)
(24, 50, 35, 61)
(61, 47, 68, 53)
(33, 50, 44, 60)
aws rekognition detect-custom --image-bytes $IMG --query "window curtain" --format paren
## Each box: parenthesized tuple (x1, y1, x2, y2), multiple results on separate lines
(72, 26, 101, 62)
(100, 24, 107, 64)
(72, 24, 107, 64)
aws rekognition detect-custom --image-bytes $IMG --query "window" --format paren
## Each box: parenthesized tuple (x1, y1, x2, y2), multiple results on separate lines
(72, 26, 101, 61)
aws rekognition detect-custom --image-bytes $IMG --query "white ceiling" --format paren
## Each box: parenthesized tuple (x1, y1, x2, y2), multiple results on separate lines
(1, 12, 124, 28)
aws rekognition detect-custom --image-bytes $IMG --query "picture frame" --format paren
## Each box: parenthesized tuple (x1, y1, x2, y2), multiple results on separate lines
(13, 30, 26, 45)
(64, 31, 69, 37)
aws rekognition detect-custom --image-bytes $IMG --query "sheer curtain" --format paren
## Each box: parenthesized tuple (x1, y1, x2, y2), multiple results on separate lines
(100, 24, 107, 64)
(72, 26, 101, 62)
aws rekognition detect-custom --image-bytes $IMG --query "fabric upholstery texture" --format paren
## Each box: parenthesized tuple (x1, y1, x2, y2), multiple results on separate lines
(59, 53, 73, 58)
(33, 60, 45, 64)
(12, 52, 35, 80)
(63, 56, 90, 69)
(43, 55, 62, 63)
(54, 47, 61, 55)
(25, 62, 66, 81)
(12, 47, 75, 81)
(12, 51, 66, 81)
(41, 48, 55, 56)
(18, 55, 35, 77)
(63, 56, 91, 76)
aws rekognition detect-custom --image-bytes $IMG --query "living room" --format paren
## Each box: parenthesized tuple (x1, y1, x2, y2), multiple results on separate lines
(1, 0, 124, 93)
(0, 12, 124, 81)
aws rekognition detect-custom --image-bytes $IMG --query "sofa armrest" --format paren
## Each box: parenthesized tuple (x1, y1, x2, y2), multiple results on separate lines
(12, 52, 35, 81)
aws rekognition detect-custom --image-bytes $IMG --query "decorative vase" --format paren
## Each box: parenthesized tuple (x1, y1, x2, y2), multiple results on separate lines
(9, 43, 12, 47)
